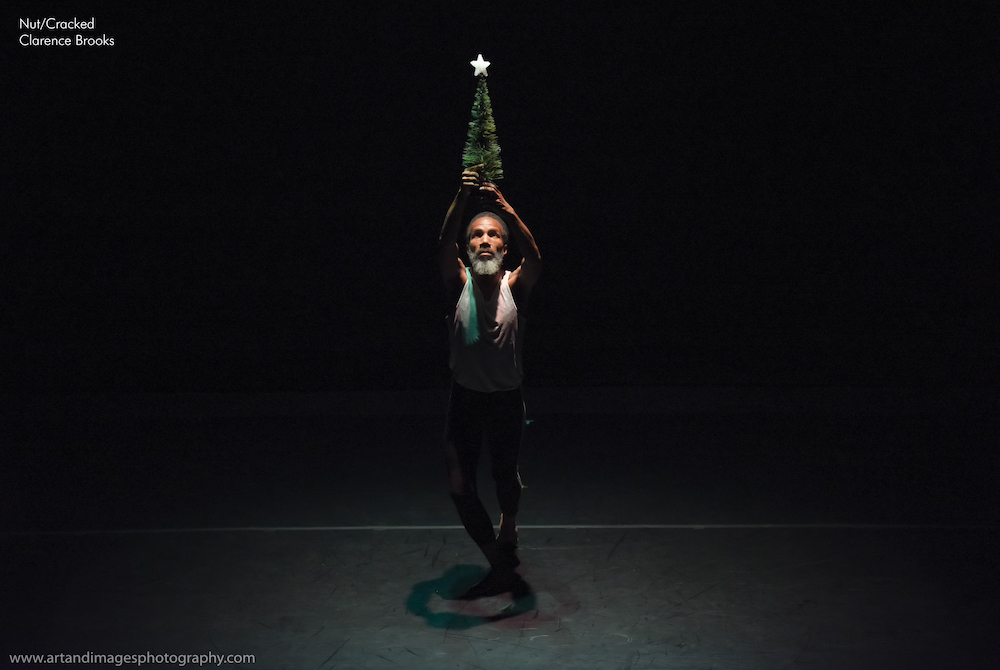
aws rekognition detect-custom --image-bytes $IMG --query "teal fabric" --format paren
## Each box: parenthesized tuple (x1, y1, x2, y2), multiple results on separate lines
(463, 273, 480, 345)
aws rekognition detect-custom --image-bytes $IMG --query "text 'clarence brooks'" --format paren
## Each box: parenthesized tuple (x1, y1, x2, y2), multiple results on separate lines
(20, 17, 115, 47)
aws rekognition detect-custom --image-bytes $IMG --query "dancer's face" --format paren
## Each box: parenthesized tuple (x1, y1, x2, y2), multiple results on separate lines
(466, 218, 506, 275)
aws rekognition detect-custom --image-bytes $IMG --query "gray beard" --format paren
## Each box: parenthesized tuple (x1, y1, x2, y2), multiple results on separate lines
(467, 249, 504, 276)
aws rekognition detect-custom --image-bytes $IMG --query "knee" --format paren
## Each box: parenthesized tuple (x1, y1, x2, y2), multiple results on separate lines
(449, 470, 475, 498)
(491, 463, 520, 486)
(450, 487, 480, 512)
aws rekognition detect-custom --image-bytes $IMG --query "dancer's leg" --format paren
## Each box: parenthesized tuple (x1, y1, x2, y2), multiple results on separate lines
(486, 386, 525, 546)
(445, 381, 496, 549)
(452, 385, 526, 599)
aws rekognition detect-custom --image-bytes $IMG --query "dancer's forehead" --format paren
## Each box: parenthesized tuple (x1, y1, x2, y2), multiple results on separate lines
(466, 214, 507, 243)
(469, 218, 502, 234)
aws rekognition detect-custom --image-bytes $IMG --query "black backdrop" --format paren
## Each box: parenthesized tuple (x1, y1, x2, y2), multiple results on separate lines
(4, 2, 997, 393)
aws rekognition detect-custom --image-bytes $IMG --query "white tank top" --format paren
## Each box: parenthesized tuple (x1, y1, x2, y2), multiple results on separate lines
(449, 269, 525, 392)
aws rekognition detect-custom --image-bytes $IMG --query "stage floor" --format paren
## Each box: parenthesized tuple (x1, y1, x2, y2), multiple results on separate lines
(2, 389, 998, 668)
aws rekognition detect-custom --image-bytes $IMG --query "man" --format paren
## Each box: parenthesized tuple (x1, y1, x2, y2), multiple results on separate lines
(438, 165, 542, 598)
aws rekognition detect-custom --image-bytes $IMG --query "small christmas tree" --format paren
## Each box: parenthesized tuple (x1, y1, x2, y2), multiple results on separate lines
(462, 55, 503, 182)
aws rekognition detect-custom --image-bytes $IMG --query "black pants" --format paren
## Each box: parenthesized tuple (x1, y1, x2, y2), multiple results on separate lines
(445, 380, 525, 548)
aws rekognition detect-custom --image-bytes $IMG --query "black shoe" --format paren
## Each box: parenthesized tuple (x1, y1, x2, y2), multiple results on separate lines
(498, 527, 519, 548)
(457, 569, 517, 600)
(508, 573, 532, 600)
(483, 540, 520, 572)
(496, 542, 520, 571)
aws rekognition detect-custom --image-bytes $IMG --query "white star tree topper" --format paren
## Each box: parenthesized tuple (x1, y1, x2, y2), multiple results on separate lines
(470, 54, 490, 77)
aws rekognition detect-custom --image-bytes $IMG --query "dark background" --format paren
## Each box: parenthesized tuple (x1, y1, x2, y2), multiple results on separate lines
(3, 9, 998, 664)
(3, 1, 997, 393)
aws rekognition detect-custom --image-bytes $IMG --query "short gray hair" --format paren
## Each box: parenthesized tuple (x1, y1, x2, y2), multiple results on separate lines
(466, 211, 509, 245)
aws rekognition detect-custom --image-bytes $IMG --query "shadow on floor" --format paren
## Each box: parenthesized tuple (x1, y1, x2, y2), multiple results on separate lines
(406, 564, 538, 629)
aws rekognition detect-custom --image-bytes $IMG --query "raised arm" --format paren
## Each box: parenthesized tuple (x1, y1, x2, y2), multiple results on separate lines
(438, 166, 482, 287)
(478, 182, 542, 297)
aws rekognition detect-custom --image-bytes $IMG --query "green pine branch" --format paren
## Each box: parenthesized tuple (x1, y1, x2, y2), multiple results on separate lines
(462, 76, 503, 182)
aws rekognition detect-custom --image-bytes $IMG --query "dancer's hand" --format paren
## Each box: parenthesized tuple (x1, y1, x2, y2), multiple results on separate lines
(460, 165, 484, 197)
(478, 181, 516, 218)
